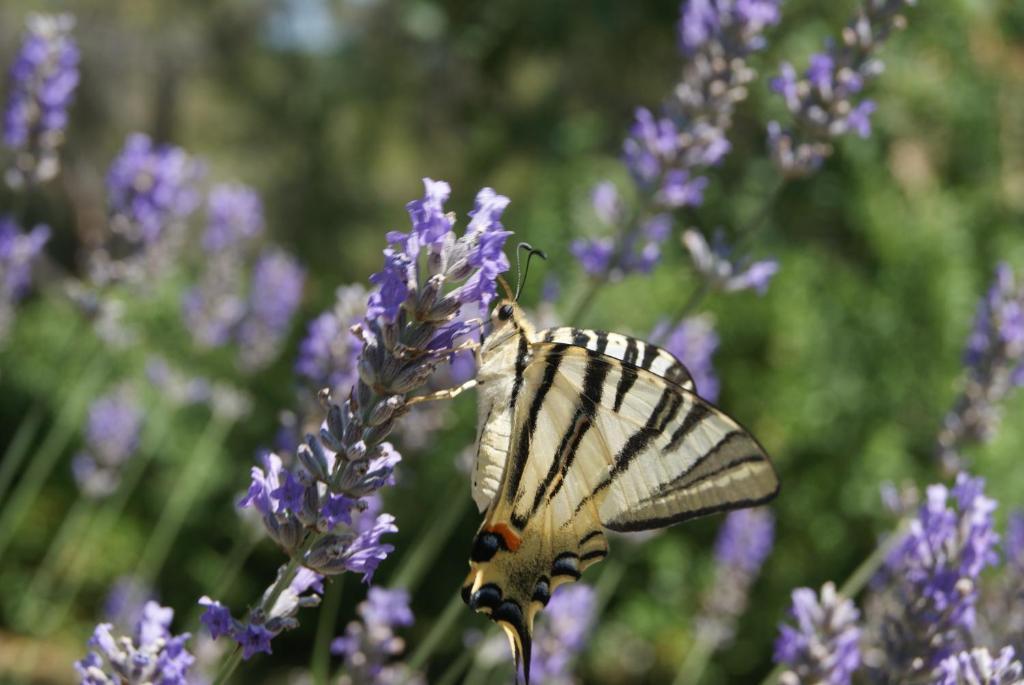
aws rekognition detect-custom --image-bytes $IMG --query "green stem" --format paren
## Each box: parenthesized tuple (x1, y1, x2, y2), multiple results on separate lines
(0, 403, 45, 505)
(38, 406, 175, 634)
(406, 591, 463, 672)
(311, 577, 344, 685)
(389, 478, 469, 594)
(184, 532, 262, 632)
(0, 358, 109, 560)
(672, 634, 714, 685)
(12, 493, 95, 628)
(434, 646, 475, 685)
(758, 522, 907, 685)
(672, 281, 711, 323)
(567, 277, 606, 324)
(134, 415, 232, 583)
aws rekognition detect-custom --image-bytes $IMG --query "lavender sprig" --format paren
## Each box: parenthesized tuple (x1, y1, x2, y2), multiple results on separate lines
(937, 264, 1024, 474)
(3, 13, 79, 187)
(530, 584, 597, 684)
(696, 508, 775, 649)
(682, 229, 778, 296)
(768, 0, 915, 177)
(236, 248, 305, 370)
(653, 314, 721, 402)
(198, 179, 511, 666)
(71, 386, 143, 499)
(75, 601, 195, 684)
(574, 0, 780, 295)
(295, 284, 367, 397)
(773, 582, 862, 685)
(331, 586, 424, 685)
(0, 215, 50, 340)
(871, 473, 999, 681)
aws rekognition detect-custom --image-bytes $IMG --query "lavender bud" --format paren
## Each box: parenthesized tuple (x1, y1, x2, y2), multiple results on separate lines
(345, 440, 368, 462)
(319, 425, 343, 454)
(305, 533, 355, 575)
(385, 362, 436, 395)
(405, 323, 436, 350)
(414, 274, 443, 318)
(428, 294, 462, 322)
(362, 419, 395, 447)
(297, 442, 329, 482)
(367, 396, 401, 427)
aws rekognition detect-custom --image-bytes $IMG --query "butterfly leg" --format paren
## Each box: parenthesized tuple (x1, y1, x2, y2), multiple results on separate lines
(406, 379, 478, 405)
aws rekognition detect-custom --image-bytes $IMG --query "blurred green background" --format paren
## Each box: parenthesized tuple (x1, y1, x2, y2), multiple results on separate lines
(1, 0, 1024, 682)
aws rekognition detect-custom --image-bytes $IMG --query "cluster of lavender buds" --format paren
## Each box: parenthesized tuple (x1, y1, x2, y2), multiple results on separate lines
(682, 229, 778, 295)
(652, 314, 721, 401)
(768, 0, 915, 177)
(295, 284, 367, 397)
(236, 248, 305, 370)
(75, 601, 195, 685)
(93, 133, 203, 283)
(0, 215, 50, 340)
(200, 568, 323, 660)
(695, 508, 775, 649)
(573, 0, 781, 280)
(530, 585, 597, 685)
(2, 13, 79, 187)
(937, 264, 1024, 474)
(871, 474, 999, 681)
(934, 647, 1024, 685)
(183, 183, 265, 348)
(71, 386, 143, 498)
(198, 179, 511, 661)
(774, 582, 862, 685)
(331, 586, 424, 685)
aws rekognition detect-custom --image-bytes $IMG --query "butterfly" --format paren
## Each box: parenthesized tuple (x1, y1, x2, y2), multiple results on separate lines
(416, 252, 779, 683)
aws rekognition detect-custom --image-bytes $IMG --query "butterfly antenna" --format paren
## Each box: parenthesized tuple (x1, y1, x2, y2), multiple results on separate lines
(514, 242, 547, 302)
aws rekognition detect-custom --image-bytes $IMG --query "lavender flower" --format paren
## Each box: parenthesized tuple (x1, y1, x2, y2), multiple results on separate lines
(74, 601, 194, 684)
(237, 248, 305, 370)
(3, 13, 79, 186)
(106, 133, 202, 245)
(330, 587, 424, 685)
(682, 229, 778, 295)
(768, 0, 915, 177)
(202, 183, 264, 252)
(575, 0, 780, 279)
(774, 581, 862, 685)
(655, 314, 721, 401)
(696, 508, 775, 648)
(937, 264, 1024, 473)
(871, 474, 999, 681)
(530, 584, 597, 685)
(933, 647, 1024, 685)
(295, 284, 367, 395)
(71, 386, 143, 498)
(103, 576, 155, 631)
(0, 215, 50, 339)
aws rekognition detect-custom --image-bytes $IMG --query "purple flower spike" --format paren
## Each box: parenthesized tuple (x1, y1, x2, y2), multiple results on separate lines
(72, 386, 143, 499)
(203, 183, 265, 252)
(934, 646, 1024, 685)
(530, 584, 597, 683)
(657, 314, 721, 402)
(683, 229, 779, 296)
(237, 248, 305, 370)
(0, 216, 50, 339)
(3, 13, 79, 186)
(331, 586, 424, 684)
(774, 582, 861, 685)
(768, 0, 914, 177)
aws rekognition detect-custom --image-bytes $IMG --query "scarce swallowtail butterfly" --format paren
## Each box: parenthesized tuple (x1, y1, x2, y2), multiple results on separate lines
(429, 267, 779, 683)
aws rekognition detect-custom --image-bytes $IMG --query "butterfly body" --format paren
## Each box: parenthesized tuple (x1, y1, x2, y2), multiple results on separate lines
(461, 300, 779, 683)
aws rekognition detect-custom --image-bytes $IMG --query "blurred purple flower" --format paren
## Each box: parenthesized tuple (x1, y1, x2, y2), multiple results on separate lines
(570, 237, 615, 278)
(71, 386, 142, 498)
(697, 508, 775, 648)
(530, 584, 597, 684)
(331, 586, 424, 684)
(3, 13, 79, 186)
(295, 285, 366, 395)
(938, 264, 1024, 473)
(103, 576, 154, 631)
(657, 314, 721, 401)
(237, 248, 305, 370)
(774, 582, 861, 685)
(74, 601, 194, 684)
(107, 133, 203, 244)
(768, 0, 914, 177)
(0, 216, 50, 338)
(203, 183, 264, 252)
(683, 229, 778, 295)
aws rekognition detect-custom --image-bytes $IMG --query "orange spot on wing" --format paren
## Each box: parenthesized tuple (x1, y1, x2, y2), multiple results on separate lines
(487, 522, 522, 552)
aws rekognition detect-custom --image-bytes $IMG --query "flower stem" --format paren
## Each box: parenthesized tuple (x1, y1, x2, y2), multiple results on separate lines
(37, 405, 175, 634)
(435, 645, 475, 685)
(389, 477, 469, 594)
(311, 577, 344, 685)
(0, 356, 110, 560)
(0, 403, 44, 505)
(672, 633, 714, 685)
(134, 414, 233, 583)
(406, 590, 463, 672)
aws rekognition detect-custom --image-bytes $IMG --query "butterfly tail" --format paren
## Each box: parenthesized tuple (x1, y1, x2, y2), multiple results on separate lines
(500, 620, 532, 685)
